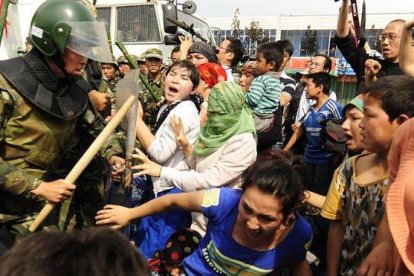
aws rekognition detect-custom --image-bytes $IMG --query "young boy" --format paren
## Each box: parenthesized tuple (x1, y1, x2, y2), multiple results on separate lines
(245, 42, 283, 134)
(321, 75, 414, 275)
(284, 72, 343, 195)
(341, 94, 365, 156)
(283, 72, 343, 272)
(305, 94, 365, 210)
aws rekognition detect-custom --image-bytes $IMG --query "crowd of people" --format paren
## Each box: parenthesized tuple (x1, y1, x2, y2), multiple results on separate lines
(1, 0, 414, 275)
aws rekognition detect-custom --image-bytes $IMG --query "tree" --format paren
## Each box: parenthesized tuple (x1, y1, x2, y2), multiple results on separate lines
(231, 8, 241, 38)
(245, 20, 266, 56)
(301, 25, 318, 56)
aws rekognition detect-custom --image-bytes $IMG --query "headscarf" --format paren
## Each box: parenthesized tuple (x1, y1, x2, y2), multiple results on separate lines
(343, 94, 363, 116)
(188, 42, 217, 63)
(197, 63, 227, 89)
(240, 61, 258, 77)
(194, 81, 256, 157)
(386, 118, 414, 274)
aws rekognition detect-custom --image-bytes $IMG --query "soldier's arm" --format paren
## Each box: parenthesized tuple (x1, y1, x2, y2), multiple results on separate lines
(79, 102, 124, 159)
(0, 158, 43, 196)
(0, 91, 40, 195)
(0, 94, 76, 202)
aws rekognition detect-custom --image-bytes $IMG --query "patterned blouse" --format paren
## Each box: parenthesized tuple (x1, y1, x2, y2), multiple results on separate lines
(321, 154, 389, 275)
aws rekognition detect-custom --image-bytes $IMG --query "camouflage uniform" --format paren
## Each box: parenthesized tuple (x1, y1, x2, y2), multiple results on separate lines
(0, 49, 123, 239)
(137, 74, 164, 131)
(138, 48, 165, 131)
(0, 51, 84, 237)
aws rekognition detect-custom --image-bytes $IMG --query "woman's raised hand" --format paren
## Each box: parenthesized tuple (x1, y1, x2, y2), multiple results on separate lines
(132, 148, 162, 177)
(170, 114, 190, 148)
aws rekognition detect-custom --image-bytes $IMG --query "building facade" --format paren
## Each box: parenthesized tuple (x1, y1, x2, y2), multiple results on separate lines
(207, 13, 414, 57)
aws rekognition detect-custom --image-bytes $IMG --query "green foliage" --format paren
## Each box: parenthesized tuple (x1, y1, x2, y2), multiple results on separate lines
(246, 20, 270, 55)
(246, 20, 263, 43)
(301, 25, 318, 56)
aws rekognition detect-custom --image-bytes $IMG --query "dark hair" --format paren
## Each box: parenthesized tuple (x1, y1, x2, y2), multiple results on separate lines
(171, 45, 181, 55)
(166, 60, 200, 89)
(0, 228, 150, 276)
(276, 39, 294, 57)
(226, 37, 245, 66)
(364, 75, 414, 121)
(314, 53, 332, 72)
(306, 72, 331, 94)
(256, 42, 284, 72)
(241, 150, 307, 220)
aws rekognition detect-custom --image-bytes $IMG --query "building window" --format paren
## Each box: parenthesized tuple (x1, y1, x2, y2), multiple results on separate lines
(96, 7, 111, 31)
(116, 5, 161, 43)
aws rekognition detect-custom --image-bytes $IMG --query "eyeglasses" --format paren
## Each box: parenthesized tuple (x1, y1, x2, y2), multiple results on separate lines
(307, 61, 324, 67)
(378, 33, 401, 42)
(216, 46, 233, 53)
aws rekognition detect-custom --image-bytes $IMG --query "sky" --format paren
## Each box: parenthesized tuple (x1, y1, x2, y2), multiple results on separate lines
(193, 0, 414, 18)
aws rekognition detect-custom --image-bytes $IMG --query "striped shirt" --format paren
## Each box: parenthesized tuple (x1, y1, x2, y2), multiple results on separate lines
(280, 71, 297, 96)
(245, 71, 281, 115)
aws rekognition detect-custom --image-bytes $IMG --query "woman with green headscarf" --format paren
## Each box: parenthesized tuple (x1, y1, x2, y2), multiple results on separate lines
(133, 81, 257, 235)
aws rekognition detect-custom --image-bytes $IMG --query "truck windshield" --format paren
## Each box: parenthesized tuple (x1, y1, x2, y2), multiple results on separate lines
(177, 10, 214, 43)
(116, 4, 162, 43)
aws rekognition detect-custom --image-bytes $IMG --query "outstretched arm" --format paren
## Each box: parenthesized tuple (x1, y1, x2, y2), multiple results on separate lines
(336, 0, 350, 38)
(96, 190, 204, 229)
(399, 18, 414, 76)
(304, 190, 326, 209)
(283, 124, 304, 151)
(179, 36, 193, 61)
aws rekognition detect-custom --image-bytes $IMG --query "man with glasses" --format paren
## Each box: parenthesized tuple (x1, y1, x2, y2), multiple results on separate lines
(216, 37, 245, 81)
(335, 0, 405, 92)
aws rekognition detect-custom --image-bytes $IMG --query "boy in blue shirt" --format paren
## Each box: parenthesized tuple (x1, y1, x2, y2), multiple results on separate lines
(284, 72, 343, 272)
(284, 72, 343, 194)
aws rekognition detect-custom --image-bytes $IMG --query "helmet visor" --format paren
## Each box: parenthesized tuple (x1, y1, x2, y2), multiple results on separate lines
(66, 21, 112, 63)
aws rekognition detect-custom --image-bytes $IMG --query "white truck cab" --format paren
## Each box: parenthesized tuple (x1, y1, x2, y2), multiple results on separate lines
(0, 0, 216, 61)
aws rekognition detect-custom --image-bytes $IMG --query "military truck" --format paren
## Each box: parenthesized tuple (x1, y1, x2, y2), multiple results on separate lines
(0, 0, 216, 61)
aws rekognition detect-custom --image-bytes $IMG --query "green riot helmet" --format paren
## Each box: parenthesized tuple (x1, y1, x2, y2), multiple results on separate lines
(29, 0, 112, 63)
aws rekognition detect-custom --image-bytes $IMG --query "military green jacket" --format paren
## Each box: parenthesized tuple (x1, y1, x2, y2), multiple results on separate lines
(0, 75, 123, 221)
(137, 72, 165, 130)
(0, 74, 78, 218)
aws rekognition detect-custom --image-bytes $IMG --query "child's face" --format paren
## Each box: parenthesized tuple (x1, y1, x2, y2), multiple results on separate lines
(359, 95, 400, 154)
(164, 66, 194, 103)
(237, 186, 286, 241)
(255, 52, 274, 75)
(305, 78, 322, 99)
(342, 107, 364, 153)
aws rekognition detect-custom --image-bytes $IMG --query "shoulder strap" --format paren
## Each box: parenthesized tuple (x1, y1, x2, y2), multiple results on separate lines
(152, 101, 182, 134)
